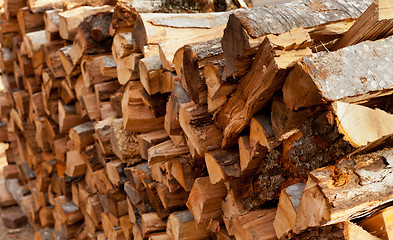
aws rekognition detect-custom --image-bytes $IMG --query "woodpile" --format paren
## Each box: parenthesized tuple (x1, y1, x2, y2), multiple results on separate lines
(3, 0, 393, 239)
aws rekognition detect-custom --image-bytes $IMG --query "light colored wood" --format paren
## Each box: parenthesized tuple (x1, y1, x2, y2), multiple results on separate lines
(333, 101, 393, 148)
(273, 183, 305, 239)
(250, 113, 279, 151)
(139, 55, 163, 95)
(137, 129, 169, 160)
(112, 32, 133, 63)
(28, 0, 64, 14)
(186, 176, 227, 224)
(58, 5, 114, 40)
(359, 205, 393, 240)
(205, 148, 240, 184)
(166, 210, 211, 240)
(81, 54, 116, 88)
(333, 0, 393, 50)
(17, 7, 44, 37)
(99, 56, 117, 78)
(69, 121, 95, 151)
(148, 140, 189, 165)
(221, 189, 247, 236)
(23, 30, 48, 58)
(233, 208, 277, 240)
(44, 9, 61, 41)
(141, 212, 167, 238)
(110, 118, 139, 162)
(58, 101, 85, 133)
(65, 150, 86, 177)
(116, 53, 142, 85)
(238, 135, 267, 173)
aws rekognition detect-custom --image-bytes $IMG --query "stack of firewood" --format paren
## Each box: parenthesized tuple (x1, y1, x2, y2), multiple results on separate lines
(3, 0, 393, 239)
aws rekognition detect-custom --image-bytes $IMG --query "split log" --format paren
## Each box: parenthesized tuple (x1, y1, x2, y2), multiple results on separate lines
(132, 12, 230, 49)
(333, 0, 393, 50)
(232, 208, 277, 240)
(59, 5, 113, 41)
(249, 112, 279, 151)
(148, 140, 189, 165)
(122, 81, 165, 132)
(238, 135, 267, 173)
(110, 118, 139, 163)
(186, 176, 227, 224)
(221, 0, 371, 80)
(65, 151, 86, 177)
(139, 55, 163, 95)
(81, 54, 116, 88)
(99, 56, 117, 78)
(27, 0, 64, 13)
(141, 212, 166, 238)
(179, 102, 222, 155)
(217, 36, 312, 147)
(0, 47, 15, 74)
(295, 148, 393, 233)
(58, 101, 86, 133)
(359, 205, 393, 240)
(284, 221, 379, 240)
(94, 117, 114, 155)
(4, 0, 26, 19)
(175, 37, 222, 103)
(112, 32, 133, 62)
(160, 24, 225, 72)
(137, 130, 169, 160)
(44, 9, 62, 41)
(283, 35, 393, 111)
(41, 40, 67, 78)
(166, 210, 211, 240)
(69, 11, 113, 65)
(116, 53, 142, 85)
(205, 148, 240, 184)
(23, 30, 48, 58)
(273, 183, 305, 239)
(69, 122, 95, 151)
(17, 7, 44, 37)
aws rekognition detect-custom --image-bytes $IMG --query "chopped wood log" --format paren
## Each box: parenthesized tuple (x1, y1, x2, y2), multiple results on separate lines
(59, 80, 75, 104)
(160, 71, 177, 94)
(94, 117, 114, 155)
(17, 7, 44, 37)
(155, 183, 188, 209)
(166, 210, 212, 240)
(217, 37, 312, 147)
(179, 102, 222, 155)
(141, 212, 166, 238)
(283, 221, 379, 240)
(232, 208, 277, 240)
(110, 118, 139, 162)
(249, 112, 279, 151)
(99, 56, 117, 78)
(58, 101, 86, 133)
(27, 0, 64, 14)
(221, 189, 247, 236)
(58, 5, 113, 41)
(132, 12, 230, 49)
(160, 24, 225, 72)
(23, 30, 48, 58)
(139, 55, 163, 95)
(283, 35, 393, 111)
(0, 47, 15, 74)
(221, 0, 371, 80)
(149, 232, 171, 240)
(238, 135, 267, 173)
(175, 37, 223, 103)
(271, 100, 314, 142)
(65, 150, 86, 177)
(41, 40, 66, 78)
(112, 32, 133, 62)
(58, 45, 77, 76)
(205, 148, 240, 184)
(273, 182, 305, 239)
(122, 81, 165, 132)
(170, 155, 206, 192)
(4, 0, 26, 19)
(148, 140, 189, 165)
(81, 93, 100, 121)
(0, 182, 17, 207)
(333, 101, 393, 148)
(137, 129, 169, 160)
(81, 54, 116, 88)
(333, 0, 393, 50)
(186, 176, 227, 224)
(359, 205, 393, 240)
(69, 11, 113, 65)
(44, 9, 61, 41)
(295, 148, 393, 233)
(69, 121, 94, 151)
(116, 53, 142, 85)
